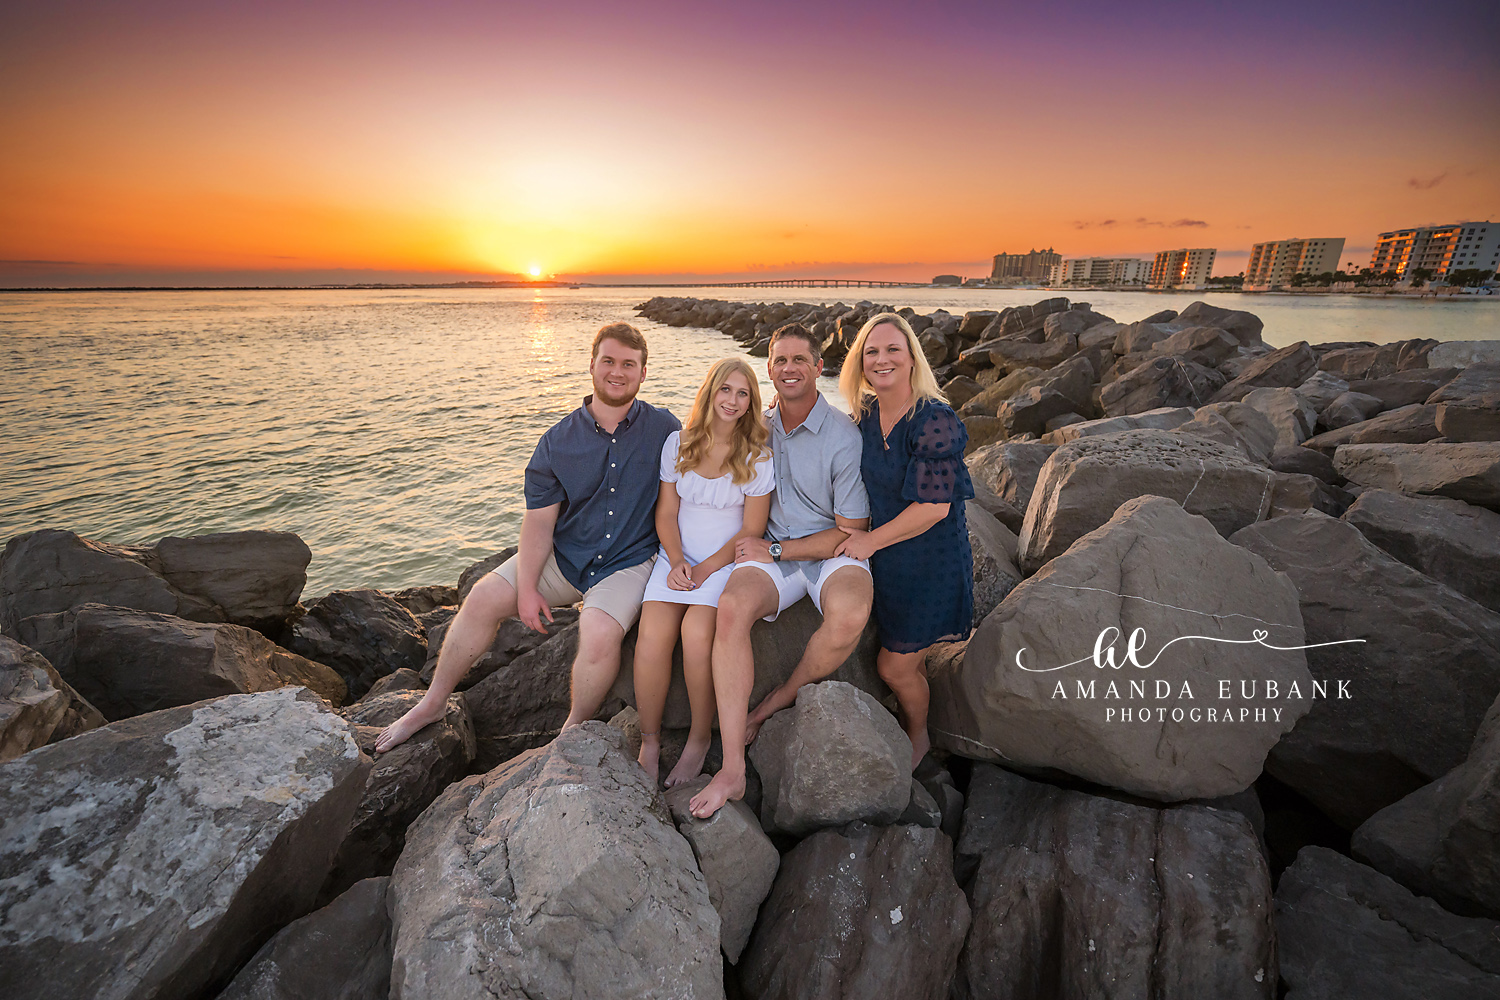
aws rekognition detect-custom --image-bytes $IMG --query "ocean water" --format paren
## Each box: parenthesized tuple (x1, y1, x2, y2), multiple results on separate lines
(2, 286, 1495, 598)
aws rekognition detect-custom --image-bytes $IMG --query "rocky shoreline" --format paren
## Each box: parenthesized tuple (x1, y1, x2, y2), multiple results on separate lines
(3, 297, 1500, 997)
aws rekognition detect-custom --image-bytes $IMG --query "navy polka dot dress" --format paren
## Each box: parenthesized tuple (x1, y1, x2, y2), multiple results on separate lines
(858, 397, 975, 653)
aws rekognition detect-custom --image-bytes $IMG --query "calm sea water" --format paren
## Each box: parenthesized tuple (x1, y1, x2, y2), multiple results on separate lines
(2, 287, 1495, 597)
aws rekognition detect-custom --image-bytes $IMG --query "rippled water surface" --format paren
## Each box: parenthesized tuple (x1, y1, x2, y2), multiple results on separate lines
(2, 286, 1495, 596)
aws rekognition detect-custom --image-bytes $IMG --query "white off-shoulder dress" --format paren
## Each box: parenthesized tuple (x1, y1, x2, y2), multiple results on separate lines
(642, 430, 775, 607)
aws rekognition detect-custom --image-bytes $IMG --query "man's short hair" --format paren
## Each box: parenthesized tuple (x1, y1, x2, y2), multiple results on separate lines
(768, 322, 823, 362)
(593, 322, 649, 365)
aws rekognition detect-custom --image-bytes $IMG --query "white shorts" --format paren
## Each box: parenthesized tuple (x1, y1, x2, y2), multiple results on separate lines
(733, 556, 871, 622)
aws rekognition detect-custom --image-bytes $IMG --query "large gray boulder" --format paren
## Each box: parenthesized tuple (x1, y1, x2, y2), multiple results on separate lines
(1334, 441, 1500, 510)
(665, 775, 780, 963)
(749, 680, 911, 835)
(1342, 489, 1500, 614)
(420, 607, 579, 690)
(740, 822, 970, 1000)
(1316, 338, 1436, 380)
(1212, 341, 1318, 403)
(1241, 387, 1317, 451)
(1428, 362, 1500, 442)
(0, 635, 103, 760)
(0, 687, 369, 1000)
(18, 604, 345, 721)
(1232, 512, 1500, 828)
(387, 721, 723, 1000)
(0, 528, 309, 636)
(326, 690, 477, 901)
(611, 597, 886, 733)
(1351, 691, 1500, 918)
(967, 500, 1021, 626)
(1018, 429, 1277, 573)
(1, 528, 216, 633)
(465, 620, 621, 771)
(217, 877, 392, 1000)
(1099, 355, 1226, 416)
(1168, 300, 1265, 346)
(1318, 389, 1385, 430)
(1275, 846, 1500, 999)
(1348, 367, 1460, 409)
(151, 531, 312, 633)
(1149, 324, 1240, 365)
(935, 496, 1308, 801)
(1304, 402, 1442, 453)
(1173, 401, 1279, 465)
(1428, 341, 1500, 369)
(953, 763, 1275, 1000)
(995, 386, 1078, 438)
(1040, 405, 1195, 445)
(285, 589, 427, 701)
(966, 440, 1057, 513)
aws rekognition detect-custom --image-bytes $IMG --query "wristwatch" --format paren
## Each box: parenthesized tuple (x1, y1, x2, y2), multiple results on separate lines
(769, 542, 783, 562)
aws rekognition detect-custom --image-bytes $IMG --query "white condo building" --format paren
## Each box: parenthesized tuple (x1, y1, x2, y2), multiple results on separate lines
(1370, 222, 1498, 280)
(1052, 257, 1152, 286)
(1244, 237, 1346, 289)
(1149, 248, 1216, 289)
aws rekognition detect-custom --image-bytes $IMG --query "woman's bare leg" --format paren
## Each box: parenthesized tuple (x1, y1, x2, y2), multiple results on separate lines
(877, 646, 932, 771)
(633, 601, 686, 785)
(665, 604, 718, 788)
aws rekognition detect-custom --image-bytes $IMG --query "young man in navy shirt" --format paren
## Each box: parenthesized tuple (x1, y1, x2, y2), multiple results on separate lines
(377, 322, 680, 752)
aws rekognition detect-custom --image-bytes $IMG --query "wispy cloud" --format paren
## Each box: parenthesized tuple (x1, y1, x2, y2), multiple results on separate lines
(1408, 173, 1446, 190)
(1074, 217, 1208, 230)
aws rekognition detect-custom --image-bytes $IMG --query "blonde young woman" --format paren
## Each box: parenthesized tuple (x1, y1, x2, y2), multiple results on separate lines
(635, 357, 774, 785)
(835, 313, 974, 769)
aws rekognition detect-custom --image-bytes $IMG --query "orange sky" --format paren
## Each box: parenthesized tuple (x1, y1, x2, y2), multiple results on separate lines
(2, 1, 1497, 285)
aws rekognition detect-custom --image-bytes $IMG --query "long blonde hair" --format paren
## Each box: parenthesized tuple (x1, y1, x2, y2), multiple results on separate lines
(676, 357, 771, 484)
(839, 312, 945, 417)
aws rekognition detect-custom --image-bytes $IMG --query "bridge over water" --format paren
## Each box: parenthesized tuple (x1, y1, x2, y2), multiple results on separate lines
(714, 278, 923, 289)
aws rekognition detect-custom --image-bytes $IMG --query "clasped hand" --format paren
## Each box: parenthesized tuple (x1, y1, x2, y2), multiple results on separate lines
(833, 528, 877, 561)
(667, 559, 698, 590)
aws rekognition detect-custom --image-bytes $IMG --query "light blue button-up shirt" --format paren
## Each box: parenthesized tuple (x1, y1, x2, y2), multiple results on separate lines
(765, 393, 870, 542)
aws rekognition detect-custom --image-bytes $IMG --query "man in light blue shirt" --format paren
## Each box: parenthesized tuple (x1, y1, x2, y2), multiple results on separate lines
(686, 323, 874, 819)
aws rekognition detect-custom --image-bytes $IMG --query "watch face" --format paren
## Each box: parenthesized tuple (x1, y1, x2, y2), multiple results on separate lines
(769, 542, 782, 558)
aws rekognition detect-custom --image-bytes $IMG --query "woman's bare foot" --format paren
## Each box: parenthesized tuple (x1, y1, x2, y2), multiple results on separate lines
(689, 767, 745, 819)
(638, 735, 661, 786)
(663, 735, 711, 788)
(908, 727, 931, 773)
(374, 698, 446, 753)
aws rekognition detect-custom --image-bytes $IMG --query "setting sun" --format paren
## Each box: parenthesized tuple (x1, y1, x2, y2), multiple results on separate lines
(527, 264, 543, 278)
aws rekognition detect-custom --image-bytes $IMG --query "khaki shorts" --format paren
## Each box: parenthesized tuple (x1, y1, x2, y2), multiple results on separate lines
(491, 551, 656, 631)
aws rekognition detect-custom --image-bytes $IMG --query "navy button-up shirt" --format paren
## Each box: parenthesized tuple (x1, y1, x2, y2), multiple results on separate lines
(524, 396, 681, 592)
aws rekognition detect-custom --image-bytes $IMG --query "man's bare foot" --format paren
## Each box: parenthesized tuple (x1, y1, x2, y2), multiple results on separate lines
(374, 699, 445, 753)
(637, 736, 660, 786)
(689, 768, 746, 819)
(664, 735, 710, 788)
(908, 728, 931, 773)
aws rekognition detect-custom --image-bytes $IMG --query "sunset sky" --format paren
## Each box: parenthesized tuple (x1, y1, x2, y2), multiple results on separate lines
(2, 0, 1497, 286)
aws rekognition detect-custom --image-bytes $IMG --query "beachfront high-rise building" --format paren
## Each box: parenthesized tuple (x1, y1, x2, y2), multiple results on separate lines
(991, 248, 1061, 283)
(1244, 237, 1346, 289)
(1149, 248, 1216, 289)
(1052, 257, 1152, 286)
(1370, 222, 1498, 279)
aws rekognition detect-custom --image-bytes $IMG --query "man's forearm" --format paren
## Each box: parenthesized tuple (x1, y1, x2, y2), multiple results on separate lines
(516, 508, 557, 594)
(780, 526, 856, 562)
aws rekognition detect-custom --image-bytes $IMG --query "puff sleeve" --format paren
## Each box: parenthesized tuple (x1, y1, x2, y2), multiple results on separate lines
(745, 449, 776, 497)
(659, 431, 683, 484)
(900, 402, 975, 504)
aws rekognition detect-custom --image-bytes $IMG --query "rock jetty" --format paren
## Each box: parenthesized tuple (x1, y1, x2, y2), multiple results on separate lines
(1, 296, 1498, 996)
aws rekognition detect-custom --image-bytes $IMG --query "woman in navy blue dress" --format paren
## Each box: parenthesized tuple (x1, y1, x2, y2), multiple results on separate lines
(835, 312, 974, 770)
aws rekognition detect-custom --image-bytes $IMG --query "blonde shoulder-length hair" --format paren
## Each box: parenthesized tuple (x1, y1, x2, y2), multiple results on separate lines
(839, 312, 945, 418)
(676, 357, 771, 484)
